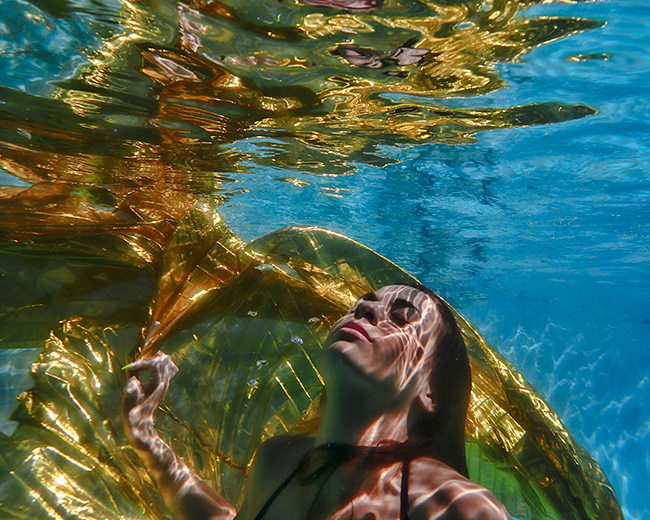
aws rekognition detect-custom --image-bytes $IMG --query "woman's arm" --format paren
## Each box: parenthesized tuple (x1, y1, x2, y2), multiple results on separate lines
(122, 353, 236, 520)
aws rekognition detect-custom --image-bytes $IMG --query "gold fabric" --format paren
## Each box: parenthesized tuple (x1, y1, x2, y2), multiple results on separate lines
(0, 0, 602, 177)
(0, 1, 623, 518)
(0, 197, 622, 519)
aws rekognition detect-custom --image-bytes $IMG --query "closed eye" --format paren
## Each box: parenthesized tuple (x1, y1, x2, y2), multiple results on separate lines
(390, 299, 420, 325)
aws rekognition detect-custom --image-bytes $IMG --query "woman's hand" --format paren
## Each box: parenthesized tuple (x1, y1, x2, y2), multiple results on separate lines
(122, 353, 236, 520)
(123, 352, 179, 450)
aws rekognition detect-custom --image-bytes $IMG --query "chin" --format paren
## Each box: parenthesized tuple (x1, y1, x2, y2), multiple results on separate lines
(322, 341, 394, 391)
(323, 338, 355, 363)
(322, 340, 365, 375)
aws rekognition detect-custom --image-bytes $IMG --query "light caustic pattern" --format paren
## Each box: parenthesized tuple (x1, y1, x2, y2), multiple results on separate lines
(0, 0, 602, 179)
(0, 199, 623, 519)
(0, 0, 625, 519)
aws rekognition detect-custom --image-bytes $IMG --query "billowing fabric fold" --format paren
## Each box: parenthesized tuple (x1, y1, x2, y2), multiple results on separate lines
(0, 198, 622, 520)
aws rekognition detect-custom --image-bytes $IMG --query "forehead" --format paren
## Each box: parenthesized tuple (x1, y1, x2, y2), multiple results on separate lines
(366, 285, 435, 308)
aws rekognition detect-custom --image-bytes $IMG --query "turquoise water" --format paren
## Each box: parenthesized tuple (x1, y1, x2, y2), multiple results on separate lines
(222, 3, 650, 518)
(1, 0, 648, 518)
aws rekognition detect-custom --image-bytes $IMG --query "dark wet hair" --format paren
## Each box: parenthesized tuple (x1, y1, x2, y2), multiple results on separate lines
(404, 283, 471, 477)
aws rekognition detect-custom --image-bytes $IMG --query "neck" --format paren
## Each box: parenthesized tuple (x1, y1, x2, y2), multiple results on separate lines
(314, 387, 410, 448)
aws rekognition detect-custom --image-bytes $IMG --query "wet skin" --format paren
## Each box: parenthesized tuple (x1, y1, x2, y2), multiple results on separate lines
(323, 285, 441, 396)
(123, 285, 511, 520)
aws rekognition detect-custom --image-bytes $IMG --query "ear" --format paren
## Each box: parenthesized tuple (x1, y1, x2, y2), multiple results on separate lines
(416, 388, 436, 413)
(407, 380, 438, 435)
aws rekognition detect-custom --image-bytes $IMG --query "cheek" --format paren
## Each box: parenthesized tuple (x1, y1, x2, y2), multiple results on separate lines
(390, 335, 424, 385)
(381, 327, 413, 359)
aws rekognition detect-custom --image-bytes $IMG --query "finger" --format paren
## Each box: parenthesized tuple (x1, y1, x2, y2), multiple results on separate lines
(147, 354, 178, 389)
(122, 353, 163, 373)
(127, 354, 177, 413)
(123, 375, 145, 417)
(125, 375, 145, 400)
(154, 354, 179, 382)
(147, 358, 178, 404)
(123, 355, 178, 436)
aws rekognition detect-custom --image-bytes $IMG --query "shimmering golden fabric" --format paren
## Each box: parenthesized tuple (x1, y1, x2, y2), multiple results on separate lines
(0, 196, 622, 519)
(0, 2, 623, 517)
(1, 0, 601, 176)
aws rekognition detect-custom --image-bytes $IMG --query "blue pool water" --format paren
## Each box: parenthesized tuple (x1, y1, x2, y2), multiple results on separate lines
(1, 0, 649, 518)
(219, 2, 650, 518)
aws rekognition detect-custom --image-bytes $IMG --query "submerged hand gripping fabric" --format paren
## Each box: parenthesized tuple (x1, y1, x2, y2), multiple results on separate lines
(0, 201, 623, 520)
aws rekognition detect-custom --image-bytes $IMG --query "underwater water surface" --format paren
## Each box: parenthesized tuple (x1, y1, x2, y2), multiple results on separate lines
(219, 3, 650, 518)
(0, 0, 648, 519)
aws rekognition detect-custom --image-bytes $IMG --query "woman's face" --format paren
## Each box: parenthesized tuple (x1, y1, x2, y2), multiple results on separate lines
(323, 285, 443, 394)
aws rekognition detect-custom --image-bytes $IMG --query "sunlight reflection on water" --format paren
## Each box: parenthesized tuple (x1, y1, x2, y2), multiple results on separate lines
(1, 0, 647, 519)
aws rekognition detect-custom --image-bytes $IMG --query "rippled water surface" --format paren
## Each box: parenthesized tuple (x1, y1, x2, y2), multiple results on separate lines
(0, 0, 648, 519)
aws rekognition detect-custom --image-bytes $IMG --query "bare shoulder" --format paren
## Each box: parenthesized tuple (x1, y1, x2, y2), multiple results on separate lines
(251, 435, 314, 475)
(408, 458, 511, 520)
(238, 436, 314, 519)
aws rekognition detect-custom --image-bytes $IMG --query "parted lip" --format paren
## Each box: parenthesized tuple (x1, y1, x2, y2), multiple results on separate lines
(339, 320, 373, 343)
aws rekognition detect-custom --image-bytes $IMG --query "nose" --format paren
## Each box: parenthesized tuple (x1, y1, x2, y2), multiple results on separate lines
(354, 299, 382, 324)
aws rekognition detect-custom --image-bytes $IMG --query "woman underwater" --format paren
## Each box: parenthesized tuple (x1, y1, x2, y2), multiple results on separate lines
(123, 284, 511, 520)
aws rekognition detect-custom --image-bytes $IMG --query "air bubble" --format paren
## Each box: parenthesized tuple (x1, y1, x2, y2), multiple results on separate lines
(256, 359, 267, 367)
(291, 336, 304, 345)
(308, 317, 320, 324)
(247, 310, 258, 317)
(246, 379, 259, 399)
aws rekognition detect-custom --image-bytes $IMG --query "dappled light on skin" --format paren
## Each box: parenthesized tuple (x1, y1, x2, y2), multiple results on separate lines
(323, 287, 445, 407)
(122, 320, 509, 520)
(0, 199, 623, 519)
(0, 1, 623, 518)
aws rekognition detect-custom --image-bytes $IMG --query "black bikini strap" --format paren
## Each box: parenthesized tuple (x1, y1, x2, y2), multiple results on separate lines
(253, 443, 411, 520)
(253, 444, 355, 520)
(400, 459, 410, 520)
(253, 464, 302, 520)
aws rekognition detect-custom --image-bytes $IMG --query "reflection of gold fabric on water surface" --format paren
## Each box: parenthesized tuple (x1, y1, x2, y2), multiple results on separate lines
(0, 0, 602, 177)
(0, 191, 623, 519)
(0, 1, 621, 517)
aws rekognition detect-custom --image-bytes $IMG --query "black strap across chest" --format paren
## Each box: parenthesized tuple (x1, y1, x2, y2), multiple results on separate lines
(253, 443, 410, 520)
